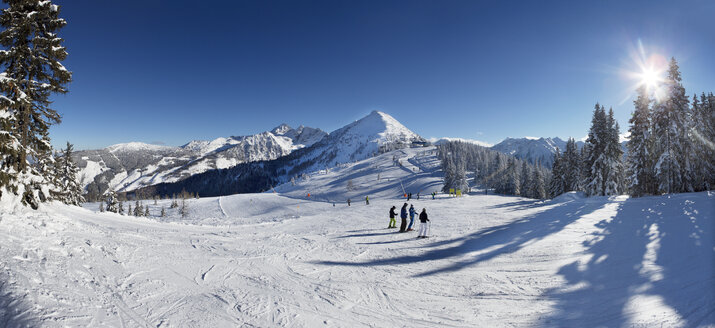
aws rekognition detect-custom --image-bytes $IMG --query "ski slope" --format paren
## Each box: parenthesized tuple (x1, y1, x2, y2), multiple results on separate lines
(1, 148, 713, 327)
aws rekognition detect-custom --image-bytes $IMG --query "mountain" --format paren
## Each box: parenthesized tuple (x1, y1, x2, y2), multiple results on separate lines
(491, 137, 584, 168)
(137, 111, 429, 197)
(491, 137, 628, 168)
(74, 125, 326, 200)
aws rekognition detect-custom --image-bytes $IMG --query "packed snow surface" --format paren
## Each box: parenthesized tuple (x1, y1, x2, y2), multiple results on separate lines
(1, 149, 713, 327)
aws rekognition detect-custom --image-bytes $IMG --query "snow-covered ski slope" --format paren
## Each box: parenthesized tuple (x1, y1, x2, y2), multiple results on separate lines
(1, 148, 713, 327)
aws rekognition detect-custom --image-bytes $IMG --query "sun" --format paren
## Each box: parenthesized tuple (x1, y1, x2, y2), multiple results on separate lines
(639, 67, 660, 89)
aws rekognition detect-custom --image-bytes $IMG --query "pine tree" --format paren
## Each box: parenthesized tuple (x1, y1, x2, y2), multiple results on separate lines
(105, 190, 118, 213)
(529, 163, 546, 199)
(563, 138, 581, 192)
(118, 201, 124, 215)
(627, 86, 656, 196)
(583, 104, 608, 196)
(652, 58, 689, 194)
(160, 206, 165, 217)
(604, 108, 624, 195)
(55, 141, 83, 205)
(133, 200, 141, 216)
(520, 161, 530, 197)
(0, 0, 71, 207)
(549, 150, 565, 197)
(690, 92, 714, 191)
(144, 206, 149, 217)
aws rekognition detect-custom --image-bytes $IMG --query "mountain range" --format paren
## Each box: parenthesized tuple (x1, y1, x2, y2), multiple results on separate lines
(75, 111, 624, 199)
(74, 125, 326, 200)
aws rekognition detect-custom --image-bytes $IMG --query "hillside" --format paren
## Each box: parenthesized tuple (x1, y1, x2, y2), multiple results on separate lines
(139, 111, 429, 197)
(74, 125, 326, 199)
(1, 162, 712, 326)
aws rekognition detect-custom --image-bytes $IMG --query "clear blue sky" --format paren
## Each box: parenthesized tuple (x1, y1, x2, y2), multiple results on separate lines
(40, 0, 714, 150)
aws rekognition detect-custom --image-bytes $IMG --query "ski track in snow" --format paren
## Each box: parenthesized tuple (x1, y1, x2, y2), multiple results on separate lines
(1, 148, 713, 327)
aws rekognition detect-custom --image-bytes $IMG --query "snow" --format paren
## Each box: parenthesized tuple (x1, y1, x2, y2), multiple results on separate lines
(1, 147, 713, 327)
(430, 137, 493, 147)
(106, 142, 174, 153)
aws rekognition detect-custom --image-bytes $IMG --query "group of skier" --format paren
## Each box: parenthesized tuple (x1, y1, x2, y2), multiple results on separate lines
(389, 203, 430, 238)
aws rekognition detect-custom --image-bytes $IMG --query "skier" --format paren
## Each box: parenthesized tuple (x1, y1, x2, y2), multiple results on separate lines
(399, 203, 408, 232)
(388, 206, 397, 228)
(407, 204, 416, 231)
(365, 196, 369, 205)
(347, 198, 351, 206)
(407, 193, 412, 201)
(432, 191, 435, 200)
(418, 208, 430, 238)
(417, 192, 420, 200)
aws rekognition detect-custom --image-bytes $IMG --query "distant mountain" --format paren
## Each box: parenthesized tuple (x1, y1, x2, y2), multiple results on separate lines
(429, 137, 492, 148)
(138, 111, 428, 197)
(491, 137, 628, 168)
(491, 137, 584, 168)
(74, 125, 326, 200)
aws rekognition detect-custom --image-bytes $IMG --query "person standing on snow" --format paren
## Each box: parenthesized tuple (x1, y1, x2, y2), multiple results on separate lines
(407, 204, 416, 231)
(347, 198, 351, 206)
(365, 196, 369, 205)
(388, 206, 397, 228)
(418, 208, 430, 238)
(399, 203, 408, 232)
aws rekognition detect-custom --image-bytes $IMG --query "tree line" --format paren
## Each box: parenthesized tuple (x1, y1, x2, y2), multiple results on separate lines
(0, 0, 83, 208)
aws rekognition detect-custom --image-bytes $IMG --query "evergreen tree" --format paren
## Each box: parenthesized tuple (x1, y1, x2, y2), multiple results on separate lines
(118, 201, 124, 215)
(55, 141, 83, 205)
(652, 58, 689, 194)
(604, 108, 624, 195)
(563, 138, 581, 192)
(105, 190, 118, 213)
(144, 206, 149, 217)
(160, 206, 165, 217)
(0, 0, 71, 207)
(520, 161, 530, 197)
(529, 163, 546, 199)
(133, 200, 141, 216)
(690, 92, 715, 191)
(549, 150, 565, 197)
(583, 104, 608, 196)
(627, 86, 656, 196)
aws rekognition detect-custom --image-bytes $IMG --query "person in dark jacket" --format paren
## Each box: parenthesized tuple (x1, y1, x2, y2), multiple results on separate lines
(399, 203, 408, 232)
(388, 206, 397, 228)
(347, 198, 351, 206)
(418, 208, 430, 238)
(407, 205, 416, 231)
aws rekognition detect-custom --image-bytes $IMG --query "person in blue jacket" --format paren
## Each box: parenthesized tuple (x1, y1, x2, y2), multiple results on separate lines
(407, 204, 416, 231)
(399, 203, 408, 232)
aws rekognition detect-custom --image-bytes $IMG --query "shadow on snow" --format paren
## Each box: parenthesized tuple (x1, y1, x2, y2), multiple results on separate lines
(0, 273, 37, 327)
(541, 193, 715, 327)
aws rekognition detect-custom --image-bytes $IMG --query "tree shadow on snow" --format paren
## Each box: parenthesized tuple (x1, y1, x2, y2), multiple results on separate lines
(317, 198, 607, 278)
(0, 273, 38, 327)
(541, 193, 715, 327)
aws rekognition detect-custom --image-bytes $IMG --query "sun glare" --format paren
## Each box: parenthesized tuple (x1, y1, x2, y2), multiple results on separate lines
(623, 40, 668, 102)
(640, 68, 660, 88)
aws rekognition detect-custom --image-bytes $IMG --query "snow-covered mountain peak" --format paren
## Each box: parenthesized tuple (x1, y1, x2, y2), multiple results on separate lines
(105, 142, 173, 153)
(271, 124, 293, 136)
(336, 111, 421, 145)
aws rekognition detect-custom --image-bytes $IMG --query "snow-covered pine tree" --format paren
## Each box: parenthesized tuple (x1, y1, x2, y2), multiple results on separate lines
(690, 92, 715, 191)
(520, 161, 530, 197)
(160, 206, 165, 217)
(549, 150, 565, 197)
(604, 108, 624, 195)
(529, 162, 546, 199)
(144, 206, 149, 217)
(505, 157, 520, 196)
(627, 86, 656, 196)
(653, 58, 692, 194)
(105, 190, 119, 213)
(133, 200, 141, 216)
(0, 0, 71, 208)
(118, 201, 124, 215)
(583, 104, 608, 196)
(55, 141, 83, 205)
(563, 137, 581, 192)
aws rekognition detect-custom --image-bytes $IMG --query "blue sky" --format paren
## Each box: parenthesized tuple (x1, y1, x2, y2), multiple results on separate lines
(41, 0, 715, 150)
